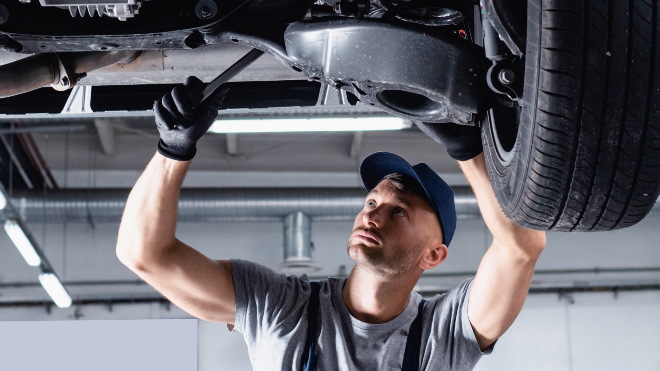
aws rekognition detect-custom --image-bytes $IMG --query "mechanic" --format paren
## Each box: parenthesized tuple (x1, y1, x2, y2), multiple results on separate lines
(116, 77, 546, 371)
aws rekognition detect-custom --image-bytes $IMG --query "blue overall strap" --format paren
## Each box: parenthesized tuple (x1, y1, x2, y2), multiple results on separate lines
(301, 281, 322, 371)
(401, 299, 427, 371)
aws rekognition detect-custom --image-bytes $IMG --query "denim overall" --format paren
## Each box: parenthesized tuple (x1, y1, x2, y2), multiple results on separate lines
(301, 282, 427, 371)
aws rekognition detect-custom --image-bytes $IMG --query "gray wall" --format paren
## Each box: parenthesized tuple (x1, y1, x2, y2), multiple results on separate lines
(0, 318, 198, 371)
(1, 214, 659, 302)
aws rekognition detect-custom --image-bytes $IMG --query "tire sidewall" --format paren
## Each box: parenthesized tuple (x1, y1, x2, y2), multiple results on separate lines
(482, 0, 544, 228)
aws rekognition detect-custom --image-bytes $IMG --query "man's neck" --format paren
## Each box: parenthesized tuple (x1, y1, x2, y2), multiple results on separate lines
(341, 266, 421, 324)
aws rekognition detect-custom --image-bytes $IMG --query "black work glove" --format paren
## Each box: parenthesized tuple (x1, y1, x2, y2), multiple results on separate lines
(414, 121, 483, 161)
(154, 76, 229, 161)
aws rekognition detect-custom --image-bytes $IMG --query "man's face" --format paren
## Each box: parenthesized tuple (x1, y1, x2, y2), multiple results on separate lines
(347, 179, 443, 277)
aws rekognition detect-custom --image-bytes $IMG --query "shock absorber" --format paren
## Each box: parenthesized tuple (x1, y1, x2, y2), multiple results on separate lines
(480, 3, 512, 61)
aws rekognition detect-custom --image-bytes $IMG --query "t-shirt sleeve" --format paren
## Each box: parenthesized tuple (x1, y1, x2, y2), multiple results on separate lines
(229, 259, 310, 347)
(428, 277, 495, 370)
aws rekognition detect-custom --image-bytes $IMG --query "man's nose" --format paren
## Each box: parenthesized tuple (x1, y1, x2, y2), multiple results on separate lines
(363, 207, 383, 228)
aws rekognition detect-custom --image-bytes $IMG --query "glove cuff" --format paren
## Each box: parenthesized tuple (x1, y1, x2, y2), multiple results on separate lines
(157, 139, 197, 162)
(415, 121, 483, 161)
(448, 147, 483, 162)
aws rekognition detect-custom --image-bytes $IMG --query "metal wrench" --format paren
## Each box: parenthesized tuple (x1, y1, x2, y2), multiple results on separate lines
(199, 48, 265, 103)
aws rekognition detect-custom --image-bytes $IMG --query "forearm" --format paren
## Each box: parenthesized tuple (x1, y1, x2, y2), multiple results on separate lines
(461, 154, 546, 348)
(458, 154, 545, 258)
(117, 152, 190, 266)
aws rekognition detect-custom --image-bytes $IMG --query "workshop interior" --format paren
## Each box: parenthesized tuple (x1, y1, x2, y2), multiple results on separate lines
(0, 0, 658, 370)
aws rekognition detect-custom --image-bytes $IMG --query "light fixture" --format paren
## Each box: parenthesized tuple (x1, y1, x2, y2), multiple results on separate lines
(208, 117, 411, 133)
(0, 191, 6, 210)
(38, 273, 72, 308)
(4, 219, 41, 266)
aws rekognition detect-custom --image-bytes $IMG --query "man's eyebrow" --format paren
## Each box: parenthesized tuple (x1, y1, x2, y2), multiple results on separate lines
(366, 189, 378, 198)
(396, 198, 413, 208)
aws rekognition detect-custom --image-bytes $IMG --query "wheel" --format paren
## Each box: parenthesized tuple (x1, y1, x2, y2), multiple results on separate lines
(482, 0, 660, 231)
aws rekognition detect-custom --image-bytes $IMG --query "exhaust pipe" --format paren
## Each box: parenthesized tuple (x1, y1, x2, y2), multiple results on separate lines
(0, 50, 139, 98)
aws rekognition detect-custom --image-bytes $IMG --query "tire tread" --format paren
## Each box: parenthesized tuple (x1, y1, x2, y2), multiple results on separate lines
(484, 0, 660, 232)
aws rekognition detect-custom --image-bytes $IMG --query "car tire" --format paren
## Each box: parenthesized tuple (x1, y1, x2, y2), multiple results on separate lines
(482, 0, 660, 231)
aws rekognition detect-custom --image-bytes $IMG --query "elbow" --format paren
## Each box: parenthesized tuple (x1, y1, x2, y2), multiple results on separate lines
(533, 231, 546, 253)
(499, 230, 545, 262)
(521, 230, 546, 261)
(116, 244, 152, 274)
(115, 232, 151, 273)
(116, 241, 142, 271)
(115, 232, 176, 273)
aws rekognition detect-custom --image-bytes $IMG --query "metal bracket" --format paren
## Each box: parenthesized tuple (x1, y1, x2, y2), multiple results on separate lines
(316, 83, 349, 106)
(62, 85, 93, 114)
(486, 58, 524, 104)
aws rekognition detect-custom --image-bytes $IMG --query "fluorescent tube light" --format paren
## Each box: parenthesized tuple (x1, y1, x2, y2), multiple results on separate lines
(39, 273, 72, 308)
(0, 191, 6, 210)
(4, 219, 41, 266)
(208, 117, 411, 133)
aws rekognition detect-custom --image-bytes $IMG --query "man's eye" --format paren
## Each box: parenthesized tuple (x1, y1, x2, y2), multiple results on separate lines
(394, 208, 405, 216)
(366, 200, 375, 207)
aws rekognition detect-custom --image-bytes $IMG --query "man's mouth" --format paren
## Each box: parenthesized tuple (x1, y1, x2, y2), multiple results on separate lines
(354, 230, 380, 245)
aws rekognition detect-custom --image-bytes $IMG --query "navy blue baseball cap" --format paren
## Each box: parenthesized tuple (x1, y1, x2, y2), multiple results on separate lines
(359, 152, 457, 246)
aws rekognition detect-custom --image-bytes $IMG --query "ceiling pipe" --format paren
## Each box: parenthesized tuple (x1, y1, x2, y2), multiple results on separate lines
(9, 187, 481, 223)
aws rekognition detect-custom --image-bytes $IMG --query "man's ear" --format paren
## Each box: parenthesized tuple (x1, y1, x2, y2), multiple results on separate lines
(419, 244, 448, 270)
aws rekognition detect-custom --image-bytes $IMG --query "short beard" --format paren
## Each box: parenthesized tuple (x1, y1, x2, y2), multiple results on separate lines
(347, 237, 425, 278)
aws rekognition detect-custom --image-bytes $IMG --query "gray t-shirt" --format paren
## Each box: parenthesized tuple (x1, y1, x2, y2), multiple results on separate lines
(230, 259, 494, 371)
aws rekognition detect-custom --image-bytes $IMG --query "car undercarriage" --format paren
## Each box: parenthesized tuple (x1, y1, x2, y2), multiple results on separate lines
(0, 0, 659, 232)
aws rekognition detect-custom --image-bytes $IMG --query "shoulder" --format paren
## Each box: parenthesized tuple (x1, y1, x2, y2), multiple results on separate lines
(230, 259, 310, 283)
(229, 259, 316, 305)
(423, 277, 475, 319)
(425, 278, 474, 303)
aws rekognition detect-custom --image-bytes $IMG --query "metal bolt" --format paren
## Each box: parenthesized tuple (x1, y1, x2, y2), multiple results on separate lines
(498, 68, 515, 85)
(195, 0, 216, 19)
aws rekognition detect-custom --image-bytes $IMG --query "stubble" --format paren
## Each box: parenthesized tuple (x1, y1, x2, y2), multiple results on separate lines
(347, 235, 425, 277)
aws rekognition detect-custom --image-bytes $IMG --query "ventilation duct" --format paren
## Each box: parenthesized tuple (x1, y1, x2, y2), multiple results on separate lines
(280, 211, 322, 275)
(9, 187, 481, 223)
(10, 187, 480, 276)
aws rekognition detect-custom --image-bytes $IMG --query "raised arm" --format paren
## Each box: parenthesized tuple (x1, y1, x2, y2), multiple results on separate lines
(116, 77, 235, 323)
(459, 154, 546, 350)
(415, 121, 546, 351)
